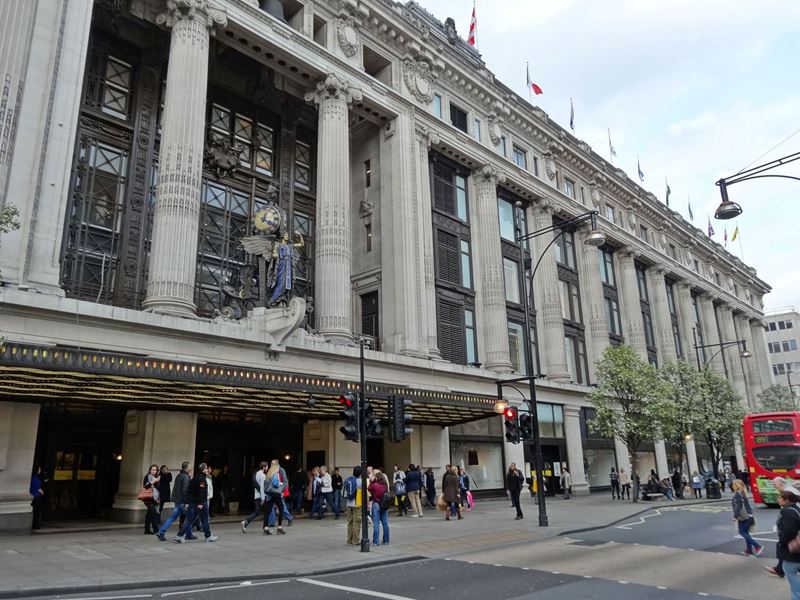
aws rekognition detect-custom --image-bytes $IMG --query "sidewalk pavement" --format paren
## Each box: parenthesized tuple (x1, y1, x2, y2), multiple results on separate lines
(0, 492, 728, 598)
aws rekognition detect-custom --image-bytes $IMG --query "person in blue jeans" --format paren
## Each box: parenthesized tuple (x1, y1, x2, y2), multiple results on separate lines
(777, 490, 800, 599)
(267, 499, 294, 527)
(156, 461, 192, 542)
(368, 470, 390, 546)
(731, 479, 761, 557)
(175, 463, 217, 543)
(331, 468, 343, 516)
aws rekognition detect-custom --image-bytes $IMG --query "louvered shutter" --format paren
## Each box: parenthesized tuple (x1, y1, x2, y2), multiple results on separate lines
(437, 299, 465, 364)
(361, 291, 379, 349)
(432, 163, 455, 215)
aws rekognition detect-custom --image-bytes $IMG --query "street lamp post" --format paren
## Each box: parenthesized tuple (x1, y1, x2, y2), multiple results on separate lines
(511, 203, 605, 528)
(691, 327, 752, 373)
(354, 335, 370, 553)
(713, 150, 800, 220)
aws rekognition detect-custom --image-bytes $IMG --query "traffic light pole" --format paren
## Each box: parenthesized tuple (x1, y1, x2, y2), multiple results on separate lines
(357, 337, 370, 553)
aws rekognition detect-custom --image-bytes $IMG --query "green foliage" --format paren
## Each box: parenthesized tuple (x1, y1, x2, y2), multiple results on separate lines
(696, 368, 746, 478)
(658, 360, 703, 471)
(756, 384, 797, 413)
(0, 204, 20, 236)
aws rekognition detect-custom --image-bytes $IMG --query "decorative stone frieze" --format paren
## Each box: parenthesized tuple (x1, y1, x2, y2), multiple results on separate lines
(402, 57, 436, 103)
(336, 17, 360, 57)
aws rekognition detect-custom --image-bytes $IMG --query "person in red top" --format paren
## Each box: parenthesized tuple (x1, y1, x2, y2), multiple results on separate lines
(368, 470, 390, 546)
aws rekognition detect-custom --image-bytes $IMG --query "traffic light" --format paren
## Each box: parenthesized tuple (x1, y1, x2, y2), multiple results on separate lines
(519, 412, 533, 441)
(504, 406, 520, 444)
(364, 400, 382, 438)
(339, 392, 359, 442)
(389, 395, 413, 442)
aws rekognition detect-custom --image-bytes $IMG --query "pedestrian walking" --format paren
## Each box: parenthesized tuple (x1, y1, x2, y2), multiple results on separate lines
(619, 467, 631, 500)
(241, 462, 268, 533)
(175, 463, 217, 543)
(506, 463, 524, 520)
(731, 479, 762, 557)
(205, 466, 214, 519)
(442, 465, 462, 521)
(156, 461, 190, 542)
(671, 469, 683, 499)
(157, 465, 172, 516)
(30, 466, 45, 530)
(317, 466, 339, 519)
(142, 464, 161, 534)
(262, 460, 288, 535)
(560, 467, 572, 500)
(393, 465, 408, 517)
(691, 471, 704, 498)
(310, 467, 323, 517)
(610, 467, 620, 500)
(368, 470, 390, 545)
(776, 490, 800, 598)
(765, 478, 800, 577)
(405, 464, 423, 517)
(424, 467, 436, 509)
(459, 467, 472, 511)
(290, 466, 306, 515)
(344, 466, 363, 545)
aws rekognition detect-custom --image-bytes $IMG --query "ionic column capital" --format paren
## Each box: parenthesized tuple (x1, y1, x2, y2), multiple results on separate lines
(533, 197, 554, 215)
(304, 73, 363, 108)
(415, 123, 440, 148)
(477, 163, 506, 185)
(156, 0, 227, 34)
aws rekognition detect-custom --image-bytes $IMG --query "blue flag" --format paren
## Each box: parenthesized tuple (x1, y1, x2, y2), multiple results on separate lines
(569, 98, 575, 133)
(637, 156, 644, 182)
(688, 198, 694, 221)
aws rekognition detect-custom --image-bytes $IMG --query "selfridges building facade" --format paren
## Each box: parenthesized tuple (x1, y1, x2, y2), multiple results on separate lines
(0, 0, 772, 530)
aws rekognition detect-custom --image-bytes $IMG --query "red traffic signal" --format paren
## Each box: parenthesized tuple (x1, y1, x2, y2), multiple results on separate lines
(503, 406, 518, 420)
(339, 393, 356, 407)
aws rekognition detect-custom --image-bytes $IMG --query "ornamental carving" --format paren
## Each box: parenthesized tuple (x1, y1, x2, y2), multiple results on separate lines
(478, 164, 506, 185)
(204, 132, 243, 179)
(402, 58, 435, 103)
(444, 17, 458, 44)
(543, 152, 556, 181)
(336, 17, 360, 57)
(156, 0, 227, 34)
(589, 184, 602, 209)
(304, 73, 363, 107)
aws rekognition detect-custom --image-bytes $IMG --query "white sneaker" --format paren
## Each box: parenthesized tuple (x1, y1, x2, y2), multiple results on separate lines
(241, 520, 247, 534)
(205, 535, 218, 543)
(173, 535, 185, 544)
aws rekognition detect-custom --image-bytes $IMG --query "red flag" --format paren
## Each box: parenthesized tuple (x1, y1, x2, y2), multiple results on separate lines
(467, 4, 477, 46)
(526, 63, 543, 95)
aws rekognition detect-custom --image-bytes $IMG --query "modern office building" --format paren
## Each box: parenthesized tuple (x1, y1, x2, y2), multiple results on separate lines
(765, 308, 800, 388)
(0, 0, 772, 531)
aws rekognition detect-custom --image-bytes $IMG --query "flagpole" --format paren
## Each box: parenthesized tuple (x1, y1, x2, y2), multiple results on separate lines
(473, 0, 478, 51)
(737, 224, 745, 260)
(527, 62, 532, 104)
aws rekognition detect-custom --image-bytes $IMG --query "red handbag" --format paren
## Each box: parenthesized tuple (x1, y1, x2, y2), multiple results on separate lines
(137, 486, 153, 502)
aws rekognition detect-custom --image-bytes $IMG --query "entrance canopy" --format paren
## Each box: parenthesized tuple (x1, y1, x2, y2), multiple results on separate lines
(0, 342, 496, 426)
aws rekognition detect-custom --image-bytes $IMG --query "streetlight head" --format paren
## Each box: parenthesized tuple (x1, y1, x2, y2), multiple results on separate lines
(494, 400, 509, 414)
(740, 349, 752, 359)
(714, 200, 742, 220)
(584, 230, 606, 247)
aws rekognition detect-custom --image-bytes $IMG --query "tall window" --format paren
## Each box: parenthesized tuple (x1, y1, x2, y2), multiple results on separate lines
(599, 248, 615, 286)
(209, 103, 275, 177)
(497, 135, 507, 157)
(504, 258, 520, 303)
(564, 178, 576, 199)
(437, 299, 477, 365)
(449, 103, 468, 133)
(564, 337, 588, 384)
(554, 230, 576, 269)
(508, 322, 527, 374)
(599, 247, 622, 343)
(636, 264, 656, 363)
(436, 229, 472, 289)
(692, 293, 706, 363)
(512, 146, 527, 169)
(432, 161, 468, 222)
(554, 220, 587, 382)
(665, 280, 683, 358)
(433, 93, 442, 118)
(360, 291, 379, 350)
(473, 117, 481, 141)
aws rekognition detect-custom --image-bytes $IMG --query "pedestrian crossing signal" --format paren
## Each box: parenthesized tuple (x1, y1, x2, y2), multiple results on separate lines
(504, 406, 520, 444)
(339, 393, 359, 442)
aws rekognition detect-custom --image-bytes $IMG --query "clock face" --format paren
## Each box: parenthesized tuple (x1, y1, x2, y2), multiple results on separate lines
(254, 205, 281, 233)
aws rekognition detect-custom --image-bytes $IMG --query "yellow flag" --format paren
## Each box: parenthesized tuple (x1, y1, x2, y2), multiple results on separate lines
(731, 226, 739, 242)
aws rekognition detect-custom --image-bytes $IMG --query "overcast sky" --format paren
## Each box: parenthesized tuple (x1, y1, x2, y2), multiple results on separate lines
(417, 0, 800, 311)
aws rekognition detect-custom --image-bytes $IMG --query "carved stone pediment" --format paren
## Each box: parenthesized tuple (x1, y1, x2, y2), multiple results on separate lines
(402, 57, 435, 103)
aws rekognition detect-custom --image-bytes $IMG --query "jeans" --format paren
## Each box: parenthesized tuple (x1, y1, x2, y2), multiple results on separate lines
(783, 560, 800, 600)
(158, 503, 188, 535)
(611, 481, 620, 499)
(311, 494, 322, 516)
(665, 489, 675, 500)
(332, 490, 341, 514)
(144, 500, 160, 533)
(267, 501, 294, 527)
(318, 492, 339, 518)
(737, 519, 760, 553)
(244, 498, 265, 526)
(292, 488, 305, 513)
(179, 504, 210, 538)
(262, 494, 285, 528)
(510, 490, 523, 517)
(371, 502, 389, 545)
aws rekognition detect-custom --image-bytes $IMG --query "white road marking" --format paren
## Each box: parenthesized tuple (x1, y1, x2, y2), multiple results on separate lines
(657, 586, 667, 590)
(297, 578, 416, 600)
(522, 567, 530, 570)
(551, 571, 561, 575)
(63, 595, 151, 600)
(615, 509, 662, 530)
(618, 581, 629, 584)
(699, 593, 709, 597)
(160, 580, 289, 597)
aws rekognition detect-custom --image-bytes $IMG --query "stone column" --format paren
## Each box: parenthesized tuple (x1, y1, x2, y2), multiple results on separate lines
(563, 405, 589, 495)
(685, 437, 699, 475)
(0, 402, 40, 531)
(528, 198, 569, 381)
(616, 248, 648, 360)
(414, 125, 440, 358)
(471, 165, 511, 372)
(654, 439, 669, 478)
(675, 281, 697, 364)
(305, 74, 362, 342)
(698, 294, 724, 374)
(111, 410, 198, 522)
(718, 305, 749, 407)
(750, 319, 773, 396)
(143, 1, 227, 316)
(736, 314, 762, 404)
(647, 268, 677, 364)
(575, 224, 608, 383)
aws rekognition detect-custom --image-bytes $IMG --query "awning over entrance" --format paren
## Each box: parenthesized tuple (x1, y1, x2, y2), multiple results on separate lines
(0, 342, 497, 426)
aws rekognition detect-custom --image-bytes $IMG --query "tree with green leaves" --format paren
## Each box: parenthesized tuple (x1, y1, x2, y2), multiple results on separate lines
(588, 344, 666, 503)
(696, 368, 746, 480)
(756, 384, 797, 413)
(658, 360, 703, 482)
(0, 204, 20, 236)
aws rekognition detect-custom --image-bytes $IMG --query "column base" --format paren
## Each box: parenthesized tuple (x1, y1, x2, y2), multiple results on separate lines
(0, 499, 33, 532)
(105, 497, 147, 524)
(142, 295, 197, 317)
(320, 329, 353, 344)
(571, 482, 590, 496)
(545, 371, 572, 383)
(485, 360, 513, 373)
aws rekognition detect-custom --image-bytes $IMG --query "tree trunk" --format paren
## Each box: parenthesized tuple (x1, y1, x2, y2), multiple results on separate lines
(630, 450, 639, 503)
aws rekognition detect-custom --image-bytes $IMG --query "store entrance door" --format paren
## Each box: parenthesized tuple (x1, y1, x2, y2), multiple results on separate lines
(540, 443, 565, 497)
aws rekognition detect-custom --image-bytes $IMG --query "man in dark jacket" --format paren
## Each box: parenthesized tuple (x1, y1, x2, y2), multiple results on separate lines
(156, 462, 191, 542)
(175, 463, 217, 543)
(506, 463, 525, 520)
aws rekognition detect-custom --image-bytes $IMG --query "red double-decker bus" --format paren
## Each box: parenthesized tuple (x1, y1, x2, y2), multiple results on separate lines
(743, 412, 800, 505)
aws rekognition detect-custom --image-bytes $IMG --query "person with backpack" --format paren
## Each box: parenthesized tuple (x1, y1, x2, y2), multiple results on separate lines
(393, 465, 408, 517)
(405, 464, 423, 517)
(262, 460, 288, 535)
(368, 469, 390, 546)
(241, 462, 268, 533)
(610, 467, 620, 500)
(691, 470, 704, 498)
(344, 466, 363, 545)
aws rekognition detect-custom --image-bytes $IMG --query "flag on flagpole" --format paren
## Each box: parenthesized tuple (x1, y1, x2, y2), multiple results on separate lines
(731, 225, 739, 242)
(608, 129, 617, 161)
(526, 62, 543, 96)
(724, 227, 728, 247)
(707, 216, 715, 238)
(569, 98, 575, 133)
(688, 197, 694, 221)
(637, 156, 644, 182)
(467, 2, 477, 46)
(665, 178, 671, 207)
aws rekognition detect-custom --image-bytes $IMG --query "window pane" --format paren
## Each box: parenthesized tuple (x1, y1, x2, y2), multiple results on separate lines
(456, 175, 468, 221)
(504, 258, 520, 303)
(507, 322, 526, 374)
(465, 309, 476, 364)
(498, 199, 515, 241)
(460, 240, 472, 289)
(433, 94, 442, 118)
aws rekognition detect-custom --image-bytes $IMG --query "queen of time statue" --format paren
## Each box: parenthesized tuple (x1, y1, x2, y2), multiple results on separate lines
(268, 231, 304, 306)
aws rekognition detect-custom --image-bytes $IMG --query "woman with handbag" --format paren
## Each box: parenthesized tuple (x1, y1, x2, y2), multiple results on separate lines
(368, 470, 390, 546)
(776, 490, 800, 598)
(142, 464, 161, 535)
(442, 465, 462, 521)
(731, 479, 763, 557)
